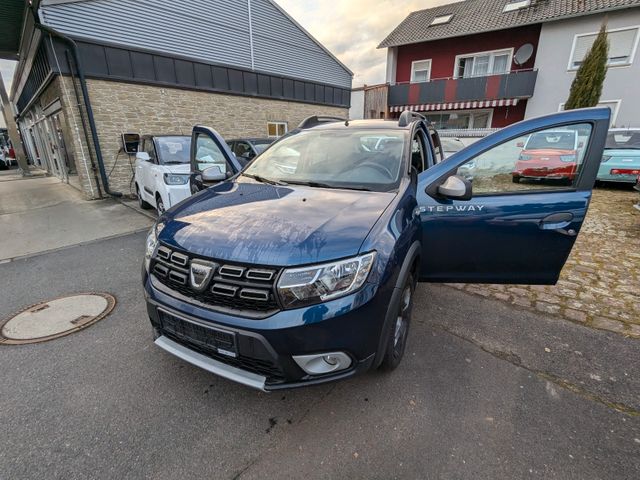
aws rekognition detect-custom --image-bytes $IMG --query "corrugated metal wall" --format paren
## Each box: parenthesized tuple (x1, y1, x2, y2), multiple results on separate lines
(39, 0, 352, 88)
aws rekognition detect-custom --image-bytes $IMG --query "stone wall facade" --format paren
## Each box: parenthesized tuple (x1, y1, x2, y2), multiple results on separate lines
(76, 78, 348, 198)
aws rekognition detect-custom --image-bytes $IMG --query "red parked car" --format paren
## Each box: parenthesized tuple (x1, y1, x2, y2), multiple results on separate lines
(512, 130, 582, 184)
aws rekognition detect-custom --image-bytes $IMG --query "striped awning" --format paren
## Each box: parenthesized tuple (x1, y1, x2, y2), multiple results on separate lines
(389, 98, 519, 113)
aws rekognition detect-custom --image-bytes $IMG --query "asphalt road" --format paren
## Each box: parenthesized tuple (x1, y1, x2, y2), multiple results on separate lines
(1, 232, 638, 480)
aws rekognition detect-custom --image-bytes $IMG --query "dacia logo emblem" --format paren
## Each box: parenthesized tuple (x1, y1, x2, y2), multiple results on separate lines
(189, 260, 217, 291)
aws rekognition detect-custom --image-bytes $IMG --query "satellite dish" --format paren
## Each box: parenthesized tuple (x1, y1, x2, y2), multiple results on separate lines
(513, 43, 534, 66)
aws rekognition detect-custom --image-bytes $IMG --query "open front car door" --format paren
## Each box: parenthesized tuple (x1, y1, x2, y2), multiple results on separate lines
(189, 126, 243, 194)
(417, 107, 610, 284)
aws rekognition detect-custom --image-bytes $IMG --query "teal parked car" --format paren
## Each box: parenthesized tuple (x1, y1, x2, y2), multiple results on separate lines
(597, 129, 640, 184)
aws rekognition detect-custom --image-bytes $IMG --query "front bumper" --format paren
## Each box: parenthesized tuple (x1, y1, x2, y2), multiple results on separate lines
(144, 272, 392, 390)
(165, 185, 191, 208)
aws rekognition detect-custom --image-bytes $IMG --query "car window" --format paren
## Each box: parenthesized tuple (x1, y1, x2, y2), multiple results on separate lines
(430, 131, 444, 164)
(605, 130, 640, 149)
(411, 133, 426, 173)
(233, 141, 254, 160)
(457, 123, 592, 195)
(144, 139, 157, 163)
(244, 129, 407, 192)
(194, 133, 231, 174)
(156, 136, 191, 165)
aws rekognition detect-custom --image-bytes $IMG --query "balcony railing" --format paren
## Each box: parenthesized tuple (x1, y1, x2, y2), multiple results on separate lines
(388, 69, 538, 107)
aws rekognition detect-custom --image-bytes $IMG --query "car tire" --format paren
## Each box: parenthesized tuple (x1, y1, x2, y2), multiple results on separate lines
(136, 184, 152, 210)
(512, 175, 521, 183)
(379, 273, 415, 371)
(156, 194, 166, 215)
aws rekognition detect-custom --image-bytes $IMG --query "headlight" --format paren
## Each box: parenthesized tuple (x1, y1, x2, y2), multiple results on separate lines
(144, 222, 164, 271)
(601, 155, 611, 163)
(164, 173, 189, 185)
(277, 252, 376, 308)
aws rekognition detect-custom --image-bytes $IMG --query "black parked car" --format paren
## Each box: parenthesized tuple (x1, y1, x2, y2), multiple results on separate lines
(226, 138, 274, 166)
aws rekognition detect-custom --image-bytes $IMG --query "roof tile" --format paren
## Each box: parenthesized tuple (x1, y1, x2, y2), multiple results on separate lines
(378, 0, 640, 48)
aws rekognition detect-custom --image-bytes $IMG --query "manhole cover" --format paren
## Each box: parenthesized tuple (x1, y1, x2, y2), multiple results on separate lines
(0, 293, 116, 345)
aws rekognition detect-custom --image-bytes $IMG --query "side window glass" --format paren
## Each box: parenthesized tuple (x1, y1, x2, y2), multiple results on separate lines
(457, 123, 592, 194)
(411, 133, 425, 173)
(234, 142, 254, 159)
(431, 131, 444, 164)
(144, 139, 157, 163)
(194, 133, 231, 174)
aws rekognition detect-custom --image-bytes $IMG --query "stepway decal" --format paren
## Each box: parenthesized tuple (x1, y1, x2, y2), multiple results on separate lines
(418, 205, 486, 213)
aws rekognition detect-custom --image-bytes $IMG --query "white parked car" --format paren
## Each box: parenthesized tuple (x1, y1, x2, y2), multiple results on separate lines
(135, 135, 192, 214)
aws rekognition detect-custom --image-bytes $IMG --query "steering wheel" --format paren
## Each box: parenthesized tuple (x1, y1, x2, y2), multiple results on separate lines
(356, 161, 394, 180)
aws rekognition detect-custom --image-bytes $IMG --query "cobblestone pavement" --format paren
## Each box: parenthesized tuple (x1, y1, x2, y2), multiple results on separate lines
(448, 186, 640, 337)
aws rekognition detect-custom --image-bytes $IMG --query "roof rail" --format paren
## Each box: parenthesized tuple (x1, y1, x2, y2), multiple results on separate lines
(398, 110, 426, 128)
(298, 115, 346, 129)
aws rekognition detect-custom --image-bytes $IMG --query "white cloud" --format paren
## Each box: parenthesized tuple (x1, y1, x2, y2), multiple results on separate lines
(275, 0, 456, 86)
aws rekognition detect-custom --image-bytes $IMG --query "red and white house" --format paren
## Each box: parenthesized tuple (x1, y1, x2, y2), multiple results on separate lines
(379, 0, 640, 130)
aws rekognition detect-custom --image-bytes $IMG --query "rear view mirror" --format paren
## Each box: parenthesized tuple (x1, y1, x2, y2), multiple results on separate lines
(437, 175, 472, 201)
(202, 165, 226, 182)
(136, 151, 150, 162)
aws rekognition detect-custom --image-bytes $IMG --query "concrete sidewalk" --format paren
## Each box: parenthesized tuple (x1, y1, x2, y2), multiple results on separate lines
(0, 174, 152, 261)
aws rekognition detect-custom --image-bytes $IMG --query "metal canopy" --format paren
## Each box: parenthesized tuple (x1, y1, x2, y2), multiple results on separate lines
(0, 0, 26, 60)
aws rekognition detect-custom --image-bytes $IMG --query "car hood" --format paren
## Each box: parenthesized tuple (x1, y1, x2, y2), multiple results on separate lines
(161, 163, 191, 174)
(159, 180, 396, 266)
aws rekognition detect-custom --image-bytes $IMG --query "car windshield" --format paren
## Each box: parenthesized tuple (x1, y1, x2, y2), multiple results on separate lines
(243, 129, 407, 192)
(252, 140, 274, 154)
(156, 136, 191, 164)
(525, 132, 576, 150)
(605, 130, 640, 149)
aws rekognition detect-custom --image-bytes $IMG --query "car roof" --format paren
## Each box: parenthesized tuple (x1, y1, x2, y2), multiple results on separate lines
(226, 138, 274, 143)
(303, 119, 411, 131)
(142, 134, 190, 139)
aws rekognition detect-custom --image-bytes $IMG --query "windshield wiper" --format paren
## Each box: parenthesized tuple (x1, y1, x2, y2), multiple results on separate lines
(163, 161, 187, 165)
(280, 179, 371, 191)
(242, 173, 287, 185)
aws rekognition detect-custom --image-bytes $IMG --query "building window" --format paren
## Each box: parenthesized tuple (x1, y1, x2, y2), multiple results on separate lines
(569, 27, 640, 69)
(503, 0, 531, 13)
(410, 59, 432, 83)
(430, 14, 453, 26)
(424, 110, 493, 130)
(267, 122, 288, 138)
(559, 100, 621, 126)
(455, 49, 512, 78)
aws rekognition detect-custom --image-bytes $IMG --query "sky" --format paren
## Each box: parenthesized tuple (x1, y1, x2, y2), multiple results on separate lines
(276, 0, 455, 86)
(0, 0, 456, 124)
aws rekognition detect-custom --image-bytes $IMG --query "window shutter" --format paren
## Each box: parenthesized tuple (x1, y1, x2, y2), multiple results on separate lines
(572, 34, 596, 66)
(608, 28, 638, 62)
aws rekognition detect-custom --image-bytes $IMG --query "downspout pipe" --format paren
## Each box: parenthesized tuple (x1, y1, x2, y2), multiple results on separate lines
(31, 14, 122, 197)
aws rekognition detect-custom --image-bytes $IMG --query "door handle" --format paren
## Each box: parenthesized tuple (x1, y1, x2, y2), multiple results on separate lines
(539, 212, 576, 236)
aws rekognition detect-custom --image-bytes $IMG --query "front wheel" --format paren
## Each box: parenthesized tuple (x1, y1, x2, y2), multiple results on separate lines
(136, 184, 152, 209)
(512, 175, 521, 183)
(156, 195, 166, 215)
(379, 273, 415, 371)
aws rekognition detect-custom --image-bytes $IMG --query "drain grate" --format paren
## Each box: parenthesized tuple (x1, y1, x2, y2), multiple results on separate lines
(0, 293, 116, 345)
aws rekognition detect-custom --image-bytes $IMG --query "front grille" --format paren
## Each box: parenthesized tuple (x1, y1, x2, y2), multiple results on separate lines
(157, 310, 285, 382)
(151, 244, 281, 317)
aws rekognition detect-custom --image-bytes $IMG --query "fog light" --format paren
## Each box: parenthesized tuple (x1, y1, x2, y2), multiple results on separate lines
(292, 352, 352, 375)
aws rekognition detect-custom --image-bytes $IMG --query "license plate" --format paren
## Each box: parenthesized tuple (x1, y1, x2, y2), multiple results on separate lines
(158, 309, 238, 357)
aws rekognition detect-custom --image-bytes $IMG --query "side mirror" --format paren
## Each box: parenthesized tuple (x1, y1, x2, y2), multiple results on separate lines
(136, 151, 151, 162)
(437, 175, 472, 200)
(516, 142, 525, 148)
(201, 165, 226, 182)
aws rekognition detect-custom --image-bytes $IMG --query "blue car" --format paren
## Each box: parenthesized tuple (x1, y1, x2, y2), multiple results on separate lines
(142, 107, 610, 391)
(597, 128, 640, 184)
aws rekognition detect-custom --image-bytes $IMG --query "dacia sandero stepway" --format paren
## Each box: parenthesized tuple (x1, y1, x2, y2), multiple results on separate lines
(142, 108, 609, 390)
